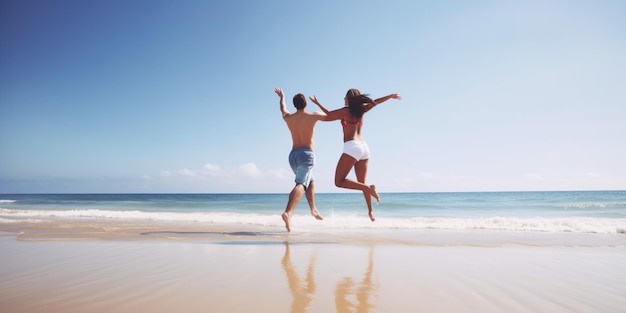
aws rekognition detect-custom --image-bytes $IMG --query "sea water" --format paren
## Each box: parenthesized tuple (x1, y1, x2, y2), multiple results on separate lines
(1, 191, 625, 234)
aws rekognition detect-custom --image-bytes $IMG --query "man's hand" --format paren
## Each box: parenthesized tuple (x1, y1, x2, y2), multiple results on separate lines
(276, 88, 289, 117)
(275, 88, 284, 98)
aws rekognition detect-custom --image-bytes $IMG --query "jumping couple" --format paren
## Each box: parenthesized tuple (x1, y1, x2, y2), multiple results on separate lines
(275, 87, 401, 232)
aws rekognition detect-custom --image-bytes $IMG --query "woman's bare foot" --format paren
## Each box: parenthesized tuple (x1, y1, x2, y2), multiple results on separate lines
(310, 208, 324, 220)
(370, 185, 380, 203)
(369, 210, 376, 222)
(282, 212, 291, 232)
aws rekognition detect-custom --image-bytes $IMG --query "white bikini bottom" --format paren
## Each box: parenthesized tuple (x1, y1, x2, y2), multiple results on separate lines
(343, 140, 370, 161)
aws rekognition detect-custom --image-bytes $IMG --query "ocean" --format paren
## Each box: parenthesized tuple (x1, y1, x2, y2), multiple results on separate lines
(1, 191, 625, 234)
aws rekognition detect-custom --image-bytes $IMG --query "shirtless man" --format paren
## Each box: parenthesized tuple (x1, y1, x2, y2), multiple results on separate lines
(275, 88, 336, 232)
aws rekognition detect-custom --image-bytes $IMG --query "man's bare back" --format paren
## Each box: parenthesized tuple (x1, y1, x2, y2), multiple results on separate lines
(283, 110, 327, 150)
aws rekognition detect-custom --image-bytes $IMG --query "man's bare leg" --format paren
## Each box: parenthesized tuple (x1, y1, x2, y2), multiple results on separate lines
(283, 184, 305, 232)
(304, 181, 323, 220)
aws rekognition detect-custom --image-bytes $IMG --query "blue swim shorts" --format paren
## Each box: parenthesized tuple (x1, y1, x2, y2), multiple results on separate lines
(288, 148, 315, 189)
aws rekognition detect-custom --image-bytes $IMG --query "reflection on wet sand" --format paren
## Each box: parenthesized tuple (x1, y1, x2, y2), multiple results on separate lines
(282, 242, 317, 313)
(281, 243, 378, 313)
(335, 246, 378, 313)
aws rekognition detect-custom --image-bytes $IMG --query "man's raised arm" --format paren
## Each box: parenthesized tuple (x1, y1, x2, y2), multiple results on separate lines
(275, 88, 289, 118)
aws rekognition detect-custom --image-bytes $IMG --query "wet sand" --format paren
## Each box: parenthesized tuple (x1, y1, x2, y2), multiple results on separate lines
(1, 222, 625, 313)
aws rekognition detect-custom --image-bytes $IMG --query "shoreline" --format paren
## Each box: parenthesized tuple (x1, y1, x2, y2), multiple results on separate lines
(1, 220, 625, 247)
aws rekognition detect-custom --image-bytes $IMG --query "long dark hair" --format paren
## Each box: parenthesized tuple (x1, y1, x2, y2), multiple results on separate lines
(345, 88, 374, 119)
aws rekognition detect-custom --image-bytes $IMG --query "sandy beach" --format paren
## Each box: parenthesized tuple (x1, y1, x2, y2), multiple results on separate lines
(1, 221, 625, 313)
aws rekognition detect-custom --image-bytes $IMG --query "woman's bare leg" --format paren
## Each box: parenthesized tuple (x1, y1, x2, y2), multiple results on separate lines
(334, 154, 379, 203)
(355, 159, 376, 221)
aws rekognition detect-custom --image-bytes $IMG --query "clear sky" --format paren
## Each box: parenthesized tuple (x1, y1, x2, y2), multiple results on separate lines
(1, 0, 625, 193)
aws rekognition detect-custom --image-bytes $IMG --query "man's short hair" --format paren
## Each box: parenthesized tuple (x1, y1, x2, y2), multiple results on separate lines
(293, 93, 306, 110)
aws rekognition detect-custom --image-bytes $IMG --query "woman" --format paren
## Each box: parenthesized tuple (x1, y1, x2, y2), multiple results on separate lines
(310, 89, 401, 221)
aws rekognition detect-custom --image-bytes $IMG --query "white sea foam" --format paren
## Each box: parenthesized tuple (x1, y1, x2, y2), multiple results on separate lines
(0, 200, 16, 203)
(1, 208, 625, 234)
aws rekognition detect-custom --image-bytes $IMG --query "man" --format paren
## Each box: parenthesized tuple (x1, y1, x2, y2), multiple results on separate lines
(275, 87, 335, 232)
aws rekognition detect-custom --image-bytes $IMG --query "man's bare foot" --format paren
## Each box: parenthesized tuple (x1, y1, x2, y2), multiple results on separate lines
(310, 208, 324, 220)
(282, 212, 291, 232)
(369, 210, 376, 222)
(370, 185, 380, 203)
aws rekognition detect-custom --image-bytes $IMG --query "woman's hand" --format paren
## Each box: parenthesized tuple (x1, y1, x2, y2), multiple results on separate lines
(309, 95, 321, 105)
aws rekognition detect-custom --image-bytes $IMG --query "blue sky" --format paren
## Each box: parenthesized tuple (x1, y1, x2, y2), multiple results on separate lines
(1, 0, 625, 193)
